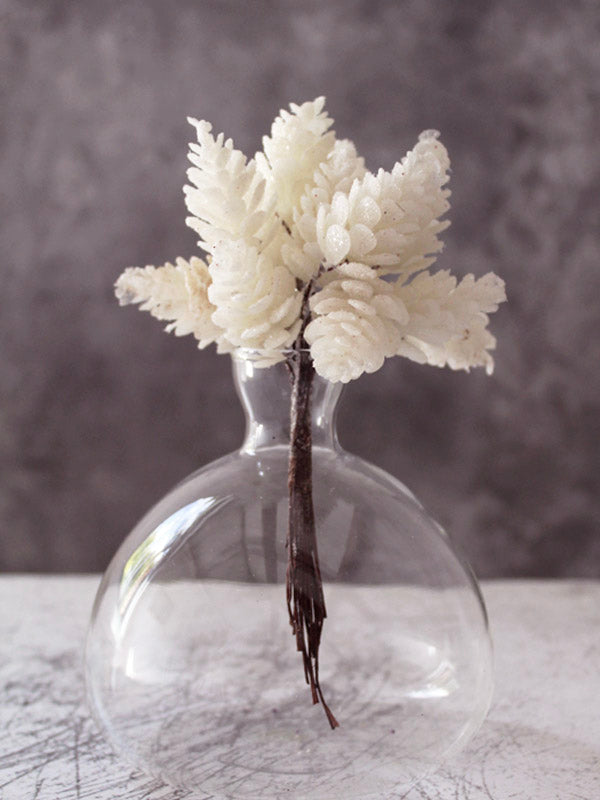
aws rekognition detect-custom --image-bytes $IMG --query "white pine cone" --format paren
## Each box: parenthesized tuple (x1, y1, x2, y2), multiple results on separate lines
(312, 131, 450, 273)
(184, 119, 278, 254)
(305, 263, 409, 383)
(282, 139, 367, 282)
(208, 239, 302, 352)
(259, 97, 335, 225)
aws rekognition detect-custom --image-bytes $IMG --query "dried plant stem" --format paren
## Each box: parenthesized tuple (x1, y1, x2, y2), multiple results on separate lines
(286, 285, 339, 730)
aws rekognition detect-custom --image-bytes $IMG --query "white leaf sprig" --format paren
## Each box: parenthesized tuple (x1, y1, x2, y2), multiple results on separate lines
(115, 256, 228, 351)
(115, 97, 506, 382)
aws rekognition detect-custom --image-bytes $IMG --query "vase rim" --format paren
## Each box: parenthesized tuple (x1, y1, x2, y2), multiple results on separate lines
(230, 346, 312, 362)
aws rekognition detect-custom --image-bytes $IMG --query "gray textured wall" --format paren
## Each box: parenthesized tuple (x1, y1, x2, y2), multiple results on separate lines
(2, 0, 599, 576)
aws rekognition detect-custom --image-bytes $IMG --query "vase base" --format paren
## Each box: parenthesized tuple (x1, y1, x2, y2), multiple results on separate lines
(88, 581, 492, 799)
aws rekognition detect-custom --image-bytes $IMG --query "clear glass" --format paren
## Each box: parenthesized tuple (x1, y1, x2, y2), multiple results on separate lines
(85, 352, 493, 799)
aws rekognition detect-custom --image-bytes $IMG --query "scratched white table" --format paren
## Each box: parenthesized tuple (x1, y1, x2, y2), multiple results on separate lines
(0, 577, 598, 800)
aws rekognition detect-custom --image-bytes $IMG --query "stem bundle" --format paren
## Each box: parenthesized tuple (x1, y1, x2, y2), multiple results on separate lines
(286, 285, 338, 729)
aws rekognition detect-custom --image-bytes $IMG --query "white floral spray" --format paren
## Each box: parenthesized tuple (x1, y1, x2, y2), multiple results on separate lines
(115, 97, 506, 726)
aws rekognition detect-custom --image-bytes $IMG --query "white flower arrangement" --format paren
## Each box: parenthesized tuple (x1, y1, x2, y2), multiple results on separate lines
(115, 98, 506, 727)
(116, 97, 505, 383)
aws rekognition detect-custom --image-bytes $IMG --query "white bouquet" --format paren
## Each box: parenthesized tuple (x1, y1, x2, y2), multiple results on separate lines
(115, 98, 506, 726)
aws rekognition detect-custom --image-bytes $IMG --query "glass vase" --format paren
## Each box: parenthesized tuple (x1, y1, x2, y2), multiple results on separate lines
(85, 350, 493, 799)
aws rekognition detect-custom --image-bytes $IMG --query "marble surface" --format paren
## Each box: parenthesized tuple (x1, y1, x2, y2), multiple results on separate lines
(2, 1, 600, 576)
(0, 576, 598, 799)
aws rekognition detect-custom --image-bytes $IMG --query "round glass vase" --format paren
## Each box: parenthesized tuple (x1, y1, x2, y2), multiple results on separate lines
(85, 350, 493, 800)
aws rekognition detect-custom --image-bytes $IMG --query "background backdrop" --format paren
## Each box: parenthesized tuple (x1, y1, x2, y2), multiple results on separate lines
(2, 0, 599, 575)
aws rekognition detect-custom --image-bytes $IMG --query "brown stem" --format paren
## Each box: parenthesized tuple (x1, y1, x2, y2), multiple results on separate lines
(286, 284, 339, 730)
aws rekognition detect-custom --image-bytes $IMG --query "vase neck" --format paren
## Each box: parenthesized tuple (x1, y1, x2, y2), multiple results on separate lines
(232, 354, 342, 454)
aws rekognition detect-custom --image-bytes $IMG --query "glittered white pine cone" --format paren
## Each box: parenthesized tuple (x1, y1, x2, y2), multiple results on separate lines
(312, 131, 451, 274)
(282, 139, 367, 283)
(259, 97, 335, 225)
(208, 239, 302, 352)
(184, 120, 278, 254)
(114, 257, 228, 350)
(396, 270, 506, 374)
(305, 263, 409, 383)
